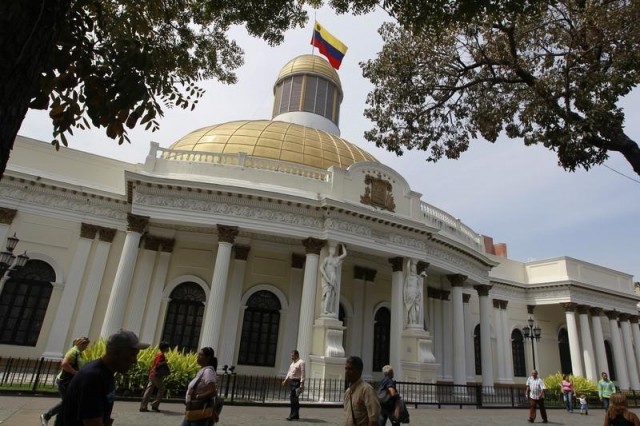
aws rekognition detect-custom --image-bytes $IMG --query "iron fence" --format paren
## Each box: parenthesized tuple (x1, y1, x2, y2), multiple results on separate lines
(2, 357, 639, 409)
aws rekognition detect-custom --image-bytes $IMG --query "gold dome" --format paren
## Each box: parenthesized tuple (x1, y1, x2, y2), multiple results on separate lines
(276, 55, 342, 99)
(168, 120, 378, 170)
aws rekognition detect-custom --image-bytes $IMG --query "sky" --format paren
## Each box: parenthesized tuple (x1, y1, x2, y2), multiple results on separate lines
(17, 7, 640, 281)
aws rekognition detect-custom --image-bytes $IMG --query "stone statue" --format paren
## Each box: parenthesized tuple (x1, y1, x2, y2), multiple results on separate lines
(320, 243, 347, 315)
(404, 259, 426, 327)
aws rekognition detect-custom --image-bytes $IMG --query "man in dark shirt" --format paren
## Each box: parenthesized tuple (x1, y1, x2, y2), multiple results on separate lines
(62, 329, 149, 426)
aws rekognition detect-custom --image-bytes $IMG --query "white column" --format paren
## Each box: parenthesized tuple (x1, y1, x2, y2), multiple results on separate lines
(502, 302, 514, 383)
(577, 305, 598, 382)
(476, 284, 494, 387)
(493, 299, 507, 382)
(442, 291, 452, 380)
(200, 225, 238, 352)
(361, 272, 376, 380)
(349, 267, 365, 358)
(278, 253, 303, 374)
(607, 311, 630, 390)
(620, 315, 640, 390)
(100, 214, 147, 337)
(463, 294, 475, 381)
(430, 289, 444, 378)
(296, 238, 324, 362)
(140, 241, 173, 343)
(389, 257, 404, 379)
(72, 228, 115, 339)
(563, 303, 584, 377)
(222, 245, 250, 369)
(0, 208, 14, 247)
(631, 317, 640, 378)
(591, 308, 609, 376)
(448, 275, 466, 386)
(43, 225, 95, 357)
(125, 241, 157, 334)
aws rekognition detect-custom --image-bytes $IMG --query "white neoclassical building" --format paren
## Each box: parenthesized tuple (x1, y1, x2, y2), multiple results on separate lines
(1, 55, 639, 389)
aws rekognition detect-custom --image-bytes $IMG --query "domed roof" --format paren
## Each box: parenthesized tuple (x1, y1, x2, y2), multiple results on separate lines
(276, 55, 342, 96)
(168, 120, 378, 170)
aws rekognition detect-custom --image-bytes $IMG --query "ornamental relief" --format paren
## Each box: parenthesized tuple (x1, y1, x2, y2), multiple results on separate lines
(133, 192, 324, 229)
(324, 218, 372, 237)
(0, 186, 128, 221)
(424, 244, 486, 278)
(360, 173, 396, 212)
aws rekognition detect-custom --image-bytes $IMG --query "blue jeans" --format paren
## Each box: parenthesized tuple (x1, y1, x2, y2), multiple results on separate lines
(43, 379, 69, 424)
(602, 397, 610, 410)
(563, 391, 573, 411)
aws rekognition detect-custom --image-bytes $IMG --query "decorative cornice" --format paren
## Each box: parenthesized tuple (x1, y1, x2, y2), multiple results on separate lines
(291, 253, 306, 269)
(0, 207, 17, 224)
(619, 313, 633, 322)
(80, 223, 99, 239)
(127, 214, 149, 233)
(388, 257, 404, 272)
(302, 237, 325, 255)
(447, 274, 467, 287)
(630, 315, 639, 325)
(234, 245, 251, 261)
(217, 225, 239, 243)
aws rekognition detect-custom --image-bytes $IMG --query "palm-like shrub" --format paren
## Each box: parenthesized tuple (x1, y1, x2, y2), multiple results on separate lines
(543, 372, 597, 401)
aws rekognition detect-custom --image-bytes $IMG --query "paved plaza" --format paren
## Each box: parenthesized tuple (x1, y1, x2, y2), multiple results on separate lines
(0, 395, 611, 425)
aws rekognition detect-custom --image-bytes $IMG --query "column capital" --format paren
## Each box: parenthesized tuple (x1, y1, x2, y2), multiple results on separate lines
(561, 302, 578, 312)
(577, 305, 591, 315)
(527, 304, 536, 315)
(605, 310, 619, 320)
(234, 245, 251, 261)
(291, 253, 305, 269)
(143, 235, 162, 251)
(158, 238, 175, 253)
(302, 237, 325, 255)
(98, 227, 117, 243)
(619, 313, 633, 321)
(492, 299, 501, 309)
(388, 257, 404, 272)
(590, 307, 603, 316)
(630, 315, 640, 324)
(447, 274, 467, 287)
(474, 284, 491, 297)
(0, 207, 17, 224)
(80, 223, 99, 239)
(217, 225, 239, 243)
(127, 213, 149, 233)
(463, 293, 471, 303)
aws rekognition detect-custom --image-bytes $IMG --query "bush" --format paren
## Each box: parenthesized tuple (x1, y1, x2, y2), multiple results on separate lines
(83, 339, 201, 398)
(543, 372, 597, 400)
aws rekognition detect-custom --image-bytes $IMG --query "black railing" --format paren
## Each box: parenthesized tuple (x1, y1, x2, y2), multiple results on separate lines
(2, 357, 638, 409)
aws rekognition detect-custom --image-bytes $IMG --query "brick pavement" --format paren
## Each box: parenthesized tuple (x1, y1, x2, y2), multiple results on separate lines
(0, 395, 607, 425)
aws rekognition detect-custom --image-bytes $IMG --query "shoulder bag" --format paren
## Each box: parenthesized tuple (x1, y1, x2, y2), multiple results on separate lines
(391, 396, 410, 424)
(184, 369, 216, 421)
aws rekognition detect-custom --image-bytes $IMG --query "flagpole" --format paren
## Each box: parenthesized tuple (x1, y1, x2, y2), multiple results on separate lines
(311, 9, 317, 55)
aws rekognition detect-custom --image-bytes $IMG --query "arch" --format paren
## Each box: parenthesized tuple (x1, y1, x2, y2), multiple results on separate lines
(373, 306, 391, 372)
(604, 340, 616, 381)
(511, 328, 526, 377)
(474, 323, 482, 375)
(238, 289, 282, 367)
(161, 281, 206, 353)
(0, 259, 56, 346)
(558, 328, 572, 374)
(23, 252, 64, 284)
(164, 274, 210, 299)
(241, 284, 288, 311)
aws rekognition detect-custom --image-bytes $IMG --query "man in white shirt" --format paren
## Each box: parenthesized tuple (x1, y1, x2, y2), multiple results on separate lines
(282, 349, 305, 421)
(525, 369, 548, 423)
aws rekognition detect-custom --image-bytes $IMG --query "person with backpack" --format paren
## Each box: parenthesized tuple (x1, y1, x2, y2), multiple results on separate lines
(40, 337, 90, 426)
(377, 365, 400, 426)
(140, 341, 171, 412)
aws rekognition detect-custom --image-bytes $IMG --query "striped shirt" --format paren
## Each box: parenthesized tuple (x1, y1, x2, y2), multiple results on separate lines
(526, 376, 546, 400)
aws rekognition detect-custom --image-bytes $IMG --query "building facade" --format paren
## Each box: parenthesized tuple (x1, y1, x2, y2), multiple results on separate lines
(1, 55, 638, 389)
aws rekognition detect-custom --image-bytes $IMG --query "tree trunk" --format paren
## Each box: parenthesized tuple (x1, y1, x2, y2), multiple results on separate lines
(0, 0, 71, 179)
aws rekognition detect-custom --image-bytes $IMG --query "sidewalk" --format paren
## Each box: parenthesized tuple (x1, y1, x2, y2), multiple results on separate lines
(0, 395, 605, 425)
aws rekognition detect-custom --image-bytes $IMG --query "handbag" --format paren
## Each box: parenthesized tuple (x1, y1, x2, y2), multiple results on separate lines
(377, 387, 391, 404)
(391, 397, 410, 424)
(185, 399, 214, 421)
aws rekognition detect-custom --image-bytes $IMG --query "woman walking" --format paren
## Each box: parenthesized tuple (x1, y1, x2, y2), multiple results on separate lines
(182, 347, 219, 426)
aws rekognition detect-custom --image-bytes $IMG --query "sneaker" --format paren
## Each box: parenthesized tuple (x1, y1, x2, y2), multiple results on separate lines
(151, 406, 160, 412)
(40, 414, 49, 426)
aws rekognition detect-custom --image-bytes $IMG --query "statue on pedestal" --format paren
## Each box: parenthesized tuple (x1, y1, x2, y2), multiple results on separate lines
(320, 243, 347, 315)
(404, 259, 426, 327)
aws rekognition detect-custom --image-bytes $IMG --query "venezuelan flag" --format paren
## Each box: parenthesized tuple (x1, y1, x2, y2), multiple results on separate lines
(310, 21, 348, 70)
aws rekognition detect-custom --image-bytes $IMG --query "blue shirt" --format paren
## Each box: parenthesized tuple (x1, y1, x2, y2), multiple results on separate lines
(62, 359, 115, 426)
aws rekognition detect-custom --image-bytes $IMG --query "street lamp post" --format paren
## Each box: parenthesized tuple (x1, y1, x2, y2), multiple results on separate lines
(0, 233, 29, 291)
(522, 317, 542, 370)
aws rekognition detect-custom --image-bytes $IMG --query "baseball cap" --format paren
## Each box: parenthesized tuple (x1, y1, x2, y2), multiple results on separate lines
(107, 329, 150, 351)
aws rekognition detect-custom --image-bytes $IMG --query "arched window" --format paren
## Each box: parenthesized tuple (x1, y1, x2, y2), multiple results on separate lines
(238, 290, 281, 367)
(161, 282, 205, 353)
(373, 307, 390, 372)
(605, 340, 617, 381)
(474, 324, 482, 374)
(558, 328, 572, 374)
(0, 260, 55, 346)
(511, 329, 526, 377)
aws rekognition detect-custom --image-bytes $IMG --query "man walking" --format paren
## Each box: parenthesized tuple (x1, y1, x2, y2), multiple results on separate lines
(62, 329, 149, 426)
(344, 356, 380, 426)
(282, 349, 305, 421)
(598, 371, 616, 409)
(525, 369, 548, 423)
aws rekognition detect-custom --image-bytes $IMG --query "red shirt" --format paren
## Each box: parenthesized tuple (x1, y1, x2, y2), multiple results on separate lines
(149, 352, 166, 377)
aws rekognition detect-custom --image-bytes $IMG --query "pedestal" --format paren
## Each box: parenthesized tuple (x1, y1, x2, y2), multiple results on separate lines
(400, 328, 439, 382)
(313, 317, 345, 358)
